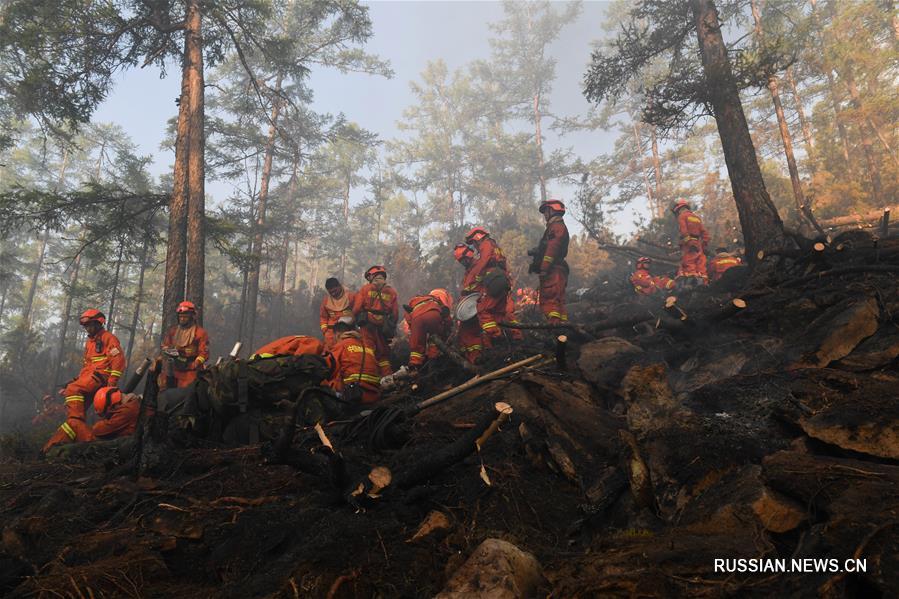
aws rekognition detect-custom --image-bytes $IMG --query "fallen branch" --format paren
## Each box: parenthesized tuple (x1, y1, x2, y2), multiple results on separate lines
(429, 334, 479, 374)
(499, 321, 596, 340)
(415, 354, 549, 411)
(396, 402, 514, 489)
(781, 265, 899, 287)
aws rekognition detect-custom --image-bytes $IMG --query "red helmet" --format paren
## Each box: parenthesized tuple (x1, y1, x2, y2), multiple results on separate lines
(453, 243, 474, 263)
(465, 227, 489, 243)
(79, 308, 106, 327)
(429, 288, 453, 311)
(539, 199, 566, 215)
(365, 265, 387, 281)
(93, 386, 122, 415)
(671, 199, 690, 213)
(176, 300, 196, 314)
(637, 257, 652, 268)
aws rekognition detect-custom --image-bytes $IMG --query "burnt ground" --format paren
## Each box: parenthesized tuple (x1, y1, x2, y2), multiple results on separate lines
(2, 237, 899, 598)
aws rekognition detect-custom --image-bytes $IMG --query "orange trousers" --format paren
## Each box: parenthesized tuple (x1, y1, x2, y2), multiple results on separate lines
(408, 310, 444, 367)
(477, 293, 508, 339)
(457, 318, 484, 364)
(159, 367, 199, 390)
(43, 389, 95, 453)
(539, 267, 568, 324)
(678, 240, 708, 281)
(360, 324, 392, 376)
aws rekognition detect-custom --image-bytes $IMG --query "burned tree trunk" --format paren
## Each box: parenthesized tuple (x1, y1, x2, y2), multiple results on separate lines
(21, 229, 49, 329)
(107, 240, 125, 333)
(785, 67, 815, 164)
(125, 236, 151, 366)
(51, 252, 82, 394)
(691, 0, 786, 265)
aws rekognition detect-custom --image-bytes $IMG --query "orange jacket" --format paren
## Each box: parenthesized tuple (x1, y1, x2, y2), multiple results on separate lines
(352, 283, 398, 327)
(630, 268, 675, 295)
(461, 262, 481, 296)
(469, 237, 508, 284)
(92, 396, 143, 439)
(319, 288, 355, 333)
(78, 328, 125, 387)
(251, 335, 324, 359)
(330, 331, 381, 391)
(677, 209, 710, 245)
(162, 324, 210, 369)
(404, 295, 452, 332)
(709, 254, 742, 281)
(539, 216, 569, 274)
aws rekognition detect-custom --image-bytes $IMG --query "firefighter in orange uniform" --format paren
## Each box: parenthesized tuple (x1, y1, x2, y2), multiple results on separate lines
(465, 227, 512, 345)
(160, 301, 209, 388)
(630, 257, 675, 295)
(351, 266, 398, 376)
(92, 387, 144, 440)
(329, 317, 382, 404)
(708, 247, 743, 282)
(319, 277, 354, 349)
(250, 335, 325, 360)
(42, 309, 125, 453)
(532, 199, 570, 324)
(671, 199, 710, 286)
(454, 243, 484, 364)
(404, 288, 453, 370)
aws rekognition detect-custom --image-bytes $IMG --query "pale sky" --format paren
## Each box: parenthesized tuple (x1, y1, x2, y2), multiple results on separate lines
(91, 1, 638, 233)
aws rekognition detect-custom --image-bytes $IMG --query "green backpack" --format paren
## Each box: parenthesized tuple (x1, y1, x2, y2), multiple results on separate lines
(197, 354, 331, 416)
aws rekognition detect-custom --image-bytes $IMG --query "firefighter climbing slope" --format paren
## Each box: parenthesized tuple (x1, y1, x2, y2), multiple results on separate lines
(531, 199, 570, 324)
(352, 265, 398, 376)
(43, 309, 125, 453)
(160, 300, 209, 388)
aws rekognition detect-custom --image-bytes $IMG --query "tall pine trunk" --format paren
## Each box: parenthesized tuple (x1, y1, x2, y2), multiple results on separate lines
(125, 236, 150, 366)
(185, 0, 205, 322)
(650, 125, 664, 218)
(107, 240, 125, 333)
(842, 64, 883, 205)
(691, 0, 785, 262)
(785, 67, 815, 163)
(750, 1, 814, 230)
(51, 252, 82, 394)
(21, 229, 49, 328)
(629, 117, 655, 218)
(244, 76, 283, 350)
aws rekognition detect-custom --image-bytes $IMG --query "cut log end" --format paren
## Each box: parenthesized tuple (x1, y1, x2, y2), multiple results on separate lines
(813, 242, 826, 252)
(665, 296, 677, 308)
(732, 298, 747, 309)
(757, 250, 765, 260)
(494, 401, 513, 416)
(368, 466, 392, 494)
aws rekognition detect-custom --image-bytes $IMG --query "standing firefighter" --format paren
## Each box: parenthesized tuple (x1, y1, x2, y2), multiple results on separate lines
(330, 316, 381, 404)
(671, 199, 710, 286)
(454, 243, 484, 364)
(43, 309, 125, 453)
(404, 288, 453, 371)
(531, 199, 570, 324)
(319, 277, 354, 349)
(465, 227, 512, 345)
(161, 300, 209, 388)
(630, 257, 675, 296)
(352, 265, 398, 376)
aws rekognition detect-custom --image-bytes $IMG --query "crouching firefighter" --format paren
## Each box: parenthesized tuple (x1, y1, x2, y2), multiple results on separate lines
(403, 288, 453, 372)
(43, 309, 125, 453)
(329, 316, 382, 404)
(92, 386, 146, 440)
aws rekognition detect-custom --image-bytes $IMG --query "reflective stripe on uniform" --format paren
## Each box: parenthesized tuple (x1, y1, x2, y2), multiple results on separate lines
(377, 360, 390, 368)
(461, 344, 482, 353)
(60, 421, 76, 440)
(346, 345, 375, 356)
(481, 321, 497, 330)
(64, 395, 84, 404)
(104, 370, 122, 377)
(344, 373, 381, 385)
(196, 356, 206, 363)
(543, 255, 553, 262)
(90, 356, 107, 362)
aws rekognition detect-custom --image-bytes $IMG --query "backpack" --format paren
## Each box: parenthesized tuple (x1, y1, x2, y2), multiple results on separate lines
(482, 268, 511, 298)
(196, 354, 332, 433)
